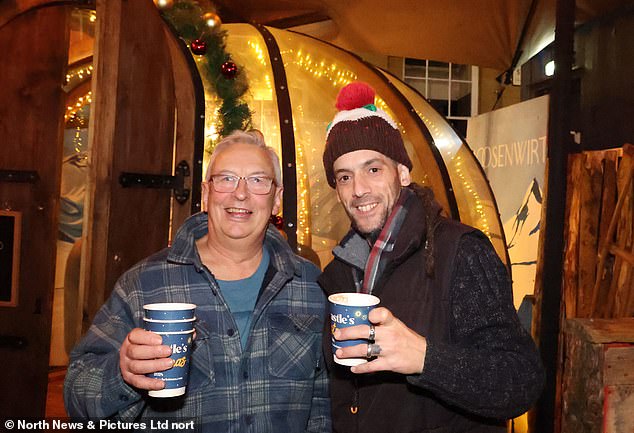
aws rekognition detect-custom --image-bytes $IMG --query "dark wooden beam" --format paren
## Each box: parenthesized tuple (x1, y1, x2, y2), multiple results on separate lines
(534, 0, 576, 432)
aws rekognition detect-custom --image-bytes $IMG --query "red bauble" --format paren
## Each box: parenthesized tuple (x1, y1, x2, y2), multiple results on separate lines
(221, 61, 238, 79)
(190, 39, 207, 55)
(270, 215, 284, 230)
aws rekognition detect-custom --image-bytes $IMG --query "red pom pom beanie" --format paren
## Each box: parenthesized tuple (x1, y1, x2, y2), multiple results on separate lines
(323, 82, 412, 188)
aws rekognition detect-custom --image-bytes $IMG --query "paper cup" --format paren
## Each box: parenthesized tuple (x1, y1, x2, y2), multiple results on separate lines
(145, 329, 195, 398)
(328, 293, 380, 366)
(143, 303, 196, 320)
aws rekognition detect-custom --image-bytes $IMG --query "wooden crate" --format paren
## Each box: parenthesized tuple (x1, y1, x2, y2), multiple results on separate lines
(562, 318, 634, 433)
(562, 144, 633, 319)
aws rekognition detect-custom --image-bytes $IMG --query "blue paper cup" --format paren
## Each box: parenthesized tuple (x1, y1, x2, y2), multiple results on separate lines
(143, 317, 196, 333)
(143, 303, 196, 320)
(146, 329, 195, 398)
(328, 293, 380, 366)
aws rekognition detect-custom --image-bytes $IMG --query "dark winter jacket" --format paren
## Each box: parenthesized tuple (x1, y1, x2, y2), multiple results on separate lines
(319, 188, 544, 433)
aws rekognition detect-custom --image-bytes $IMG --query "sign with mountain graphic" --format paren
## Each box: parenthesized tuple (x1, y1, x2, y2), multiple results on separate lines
(467, 95, 549, 311)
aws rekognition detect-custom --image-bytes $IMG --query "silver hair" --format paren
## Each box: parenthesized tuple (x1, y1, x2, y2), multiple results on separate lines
(204, 130, 282, 186)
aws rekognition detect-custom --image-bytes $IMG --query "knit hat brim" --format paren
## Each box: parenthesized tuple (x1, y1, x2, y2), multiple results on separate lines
(323, 116, 412, 188)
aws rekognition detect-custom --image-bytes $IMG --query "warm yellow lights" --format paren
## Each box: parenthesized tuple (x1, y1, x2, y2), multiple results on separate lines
(287, 48, 357, 88)
(65, 65, 94, 87)
(295, 140, 311, 246)
(204, 123, 219, 144)
(247, 40, 267, 67)
(422, 108, 493, 239)
(452, 153, 491, 238)
(64, 92, 92, 121)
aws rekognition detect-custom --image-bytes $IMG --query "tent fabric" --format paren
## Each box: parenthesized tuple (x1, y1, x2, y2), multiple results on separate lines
(215, 0, 632, 70)
(309, 0, 530, 70)
(4, 0, 632, 69)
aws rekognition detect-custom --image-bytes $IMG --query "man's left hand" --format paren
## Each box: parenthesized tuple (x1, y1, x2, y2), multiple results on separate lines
(333, 307, 427, 375)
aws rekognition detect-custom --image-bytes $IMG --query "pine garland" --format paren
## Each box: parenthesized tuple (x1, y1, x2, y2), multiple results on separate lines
(158, 0, 252, 148)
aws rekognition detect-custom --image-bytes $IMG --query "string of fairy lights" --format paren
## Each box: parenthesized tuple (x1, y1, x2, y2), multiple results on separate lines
(285, 45, 359, 242)
(65, 93, 93, 122)
(65, 92, 92, 155)
(291, 48, 357, 87)
(64, 64, 93, 89)
(295, 135, 311, 247)
(63, 58, 94, 156)
(418, 112, 492, 239)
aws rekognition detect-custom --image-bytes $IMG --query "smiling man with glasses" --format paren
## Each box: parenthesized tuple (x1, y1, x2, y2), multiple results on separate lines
(65, 130, 331, 432)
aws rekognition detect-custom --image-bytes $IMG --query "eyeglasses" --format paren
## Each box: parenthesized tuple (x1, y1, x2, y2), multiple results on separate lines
(209, 174, 275, 195)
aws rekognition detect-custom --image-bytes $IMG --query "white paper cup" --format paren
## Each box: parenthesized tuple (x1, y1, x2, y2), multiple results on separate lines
(328, 293, 380, 366)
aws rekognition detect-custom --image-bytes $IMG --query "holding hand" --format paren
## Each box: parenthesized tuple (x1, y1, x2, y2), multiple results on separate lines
(333, 307, 427, 375)
(119, 328, 174, 390)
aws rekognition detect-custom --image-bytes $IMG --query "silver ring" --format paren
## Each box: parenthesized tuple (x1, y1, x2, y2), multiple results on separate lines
(368, 324, 376, 341)
(366, 343, 382, 359)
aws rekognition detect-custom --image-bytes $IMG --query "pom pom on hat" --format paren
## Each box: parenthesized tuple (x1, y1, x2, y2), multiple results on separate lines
(335, 82, 375, 110)
(323, 81, 412, 188)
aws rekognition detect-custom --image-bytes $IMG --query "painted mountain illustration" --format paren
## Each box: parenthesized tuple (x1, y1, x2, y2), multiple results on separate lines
(503, 178, 542, 309)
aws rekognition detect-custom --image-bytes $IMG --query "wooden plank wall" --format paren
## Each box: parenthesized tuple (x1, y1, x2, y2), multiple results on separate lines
(534, 144, 634, 433)
(562, 143, 634, 319)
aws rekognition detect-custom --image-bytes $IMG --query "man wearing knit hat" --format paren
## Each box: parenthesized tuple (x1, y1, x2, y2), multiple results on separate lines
(319, 82, 544, 433)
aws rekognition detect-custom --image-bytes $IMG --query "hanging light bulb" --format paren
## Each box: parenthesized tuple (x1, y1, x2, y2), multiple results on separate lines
(153, 0, 175, 9)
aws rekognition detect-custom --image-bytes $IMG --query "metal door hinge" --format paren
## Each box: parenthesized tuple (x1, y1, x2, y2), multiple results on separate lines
(0, 169, 39, 183)
(119, 160, 190, 204)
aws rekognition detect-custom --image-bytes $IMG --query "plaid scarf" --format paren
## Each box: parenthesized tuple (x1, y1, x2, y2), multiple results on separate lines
(360, 188, 413, 294)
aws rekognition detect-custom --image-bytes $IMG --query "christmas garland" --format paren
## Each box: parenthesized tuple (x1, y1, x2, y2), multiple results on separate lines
(155, 0, 252, 148)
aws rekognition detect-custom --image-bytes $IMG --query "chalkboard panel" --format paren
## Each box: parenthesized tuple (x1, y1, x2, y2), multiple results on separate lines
(0, 211, 20, 306)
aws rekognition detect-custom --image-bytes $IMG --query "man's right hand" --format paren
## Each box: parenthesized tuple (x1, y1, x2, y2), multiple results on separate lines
(119, 328, 173, 390)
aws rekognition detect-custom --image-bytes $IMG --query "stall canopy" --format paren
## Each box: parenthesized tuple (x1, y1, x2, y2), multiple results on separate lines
(213, 0, 633, 71)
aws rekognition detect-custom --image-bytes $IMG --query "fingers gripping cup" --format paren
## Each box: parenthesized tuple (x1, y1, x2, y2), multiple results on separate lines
(143, 303, 196, 398)
(328, 293, 380, 366)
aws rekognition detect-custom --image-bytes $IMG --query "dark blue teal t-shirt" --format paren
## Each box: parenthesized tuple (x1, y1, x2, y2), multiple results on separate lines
(217, 247, 270, 348)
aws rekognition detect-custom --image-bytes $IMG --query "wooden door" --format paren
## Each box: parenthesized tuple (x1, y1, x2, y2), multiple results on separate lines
(0, 0, 199, 416)
(0, 5, 69, 417)
(81, 0, 186, 327)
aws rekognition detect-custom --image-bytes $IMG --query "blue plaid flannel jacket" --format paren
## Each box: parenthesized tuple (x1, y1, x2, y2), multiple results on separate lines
(64, 213, 331, 432)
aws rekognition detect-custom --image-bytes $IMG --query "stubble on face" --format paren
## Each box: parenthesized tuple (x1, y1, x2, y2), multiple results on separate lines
(348, 198, 389, 239)
(333, 150, 410, 240)
(349, 185, 402, 240)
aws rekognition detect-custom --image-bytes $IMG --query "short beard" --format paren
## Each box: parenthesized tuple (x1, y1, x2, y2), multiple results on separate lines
(351, 217, 385, 245)
(363, 228, 382, 245)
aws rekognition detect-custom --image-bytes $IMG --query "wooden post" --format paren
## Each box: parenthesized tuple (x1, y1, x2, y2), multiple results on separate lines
(562, 155, 582, 318)
(534, 0, 575, 431)
(578, 153, 603, 317)
(612, 144, 633, 317)
(596, 151, 618, 317)
(80, 0, 122, 331)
